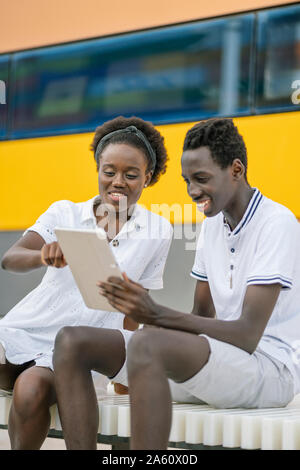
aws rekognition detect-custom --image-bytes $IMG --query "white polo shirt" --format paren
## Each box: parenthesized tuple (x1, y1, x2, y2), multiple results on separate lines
(0, 196, 173, 367)
(191, 188, 300, 393)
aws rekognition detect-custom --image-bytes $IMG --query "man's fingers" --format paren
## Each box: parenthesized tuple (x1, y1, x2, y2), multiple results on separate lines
(98, 279, 127, 292)
(103, 291, 134, 315)
(122, 272, 144, 288)
(99, 283, 135, 301)
(107, 276, 144, 293)
(106, 277, 125, 286)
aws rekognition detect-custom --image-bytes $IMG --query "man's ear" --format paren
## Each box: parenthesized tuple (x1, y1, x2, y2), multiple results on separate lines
(232, 159, 245, 180)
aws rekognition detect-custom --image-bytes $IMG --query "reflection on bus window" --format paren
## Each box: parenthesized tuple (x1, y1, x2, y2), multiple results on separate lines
(38, 76, 87, 117)
(256, 5, 300, 111)
(11, 14, 253, 138)
(0, 56, 9, 139)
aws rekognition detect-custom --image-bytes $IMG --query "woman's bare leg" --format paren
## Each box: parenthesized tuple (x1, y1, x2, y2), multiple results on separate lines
(8, 366, 56, 449)
(0, 360, 56, 449)
(0, 360, 34, 392)
(53, 326, 126, 450)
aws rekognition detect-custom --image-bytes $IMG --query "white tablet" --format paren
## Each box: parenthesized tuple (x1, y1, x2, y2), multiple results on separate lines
(55, 227, 123, 312)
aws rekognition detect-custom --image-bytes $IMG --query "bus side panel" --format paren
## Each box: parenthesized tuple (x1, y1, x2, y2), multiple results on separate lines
(0, 111, 299, 230)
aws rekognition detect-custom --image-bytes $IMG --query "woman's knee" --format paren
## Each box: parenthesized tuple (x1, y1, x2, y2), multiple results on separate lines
(12, 370, 54, 421)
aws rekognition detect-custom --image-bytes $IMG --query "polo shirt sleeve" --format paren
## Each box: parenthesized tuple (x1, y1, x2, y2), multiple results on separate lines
(23, 201, 64, 244)
(138, 223, 173, 290)
(246, 214, 298, 289)
(190, 221, 208, 282)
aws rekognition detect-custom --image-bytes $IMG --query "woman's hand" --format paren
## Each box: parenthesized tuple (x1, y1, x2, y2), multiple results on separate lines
(41, 242, 67, 268)
(98, 274, 159, 325)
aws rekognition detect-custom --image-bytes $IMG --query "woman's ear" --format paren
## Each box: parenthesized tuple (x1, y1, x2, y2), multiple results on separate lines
(144, 171, 153, 187)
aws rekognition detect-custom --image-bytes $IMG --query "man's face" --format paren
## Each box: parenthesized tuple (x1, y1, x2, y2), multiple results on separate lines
(181, 146, 237, 217)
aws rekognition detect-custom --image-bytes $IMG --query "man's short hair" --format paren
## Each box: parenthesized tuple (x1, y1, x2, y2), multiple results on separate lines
(183, 118, 248, 177)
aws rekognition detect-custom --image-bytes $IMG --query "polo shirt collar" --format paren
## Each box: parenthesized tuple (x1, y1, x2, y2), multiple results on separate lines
(224, 188, 263, 236)
(118, 204, 147, 236)
(80, 196, 100, 224)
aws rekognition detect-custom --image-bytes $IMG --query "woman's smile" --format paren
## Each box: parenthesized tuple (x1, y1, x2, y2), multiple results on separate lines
(108, 192, 128, 203)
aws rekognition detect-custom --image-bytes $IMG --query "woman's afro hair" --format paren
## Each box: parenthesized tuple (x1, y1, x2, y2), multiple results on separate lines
(91, 116, 168, 186)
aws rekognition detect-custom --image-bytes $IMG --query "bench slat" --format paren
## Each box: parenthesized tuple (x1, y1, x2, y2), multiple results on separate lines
(1, 393, 300, 449)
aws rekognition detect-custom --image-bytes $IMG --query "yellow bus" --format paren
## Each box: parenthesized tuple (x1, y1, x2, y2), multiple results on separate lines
(0, 0, 300, 311)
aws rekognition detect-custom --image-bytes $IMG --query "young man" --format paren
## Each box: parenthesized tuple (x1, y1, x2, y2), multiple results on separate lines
(100, 118, 300, 450)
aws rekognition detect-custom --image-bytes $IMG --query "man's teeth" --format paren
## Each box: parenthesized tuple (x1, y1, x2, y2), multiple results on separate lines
(197, 200, 210, 212)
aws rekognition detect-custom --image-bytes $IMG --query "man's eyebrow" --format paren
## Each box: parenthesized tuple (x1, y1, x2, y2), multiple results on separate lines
(193, 171, 211, 176)
(181, 170, 211, 178)
(182, 171, 211, 178)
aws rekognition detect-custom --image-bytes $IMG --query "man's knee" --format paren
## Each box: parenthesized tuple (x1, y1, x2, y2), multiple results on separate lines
(127, 329, 211, 384)
(127, 329, 161, 376)
(53, 326, 84, 368)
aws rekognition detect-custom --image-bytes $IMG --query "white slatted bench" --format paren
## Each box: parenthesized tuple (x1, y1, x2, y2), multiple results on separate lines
(1, 392, 300, 450)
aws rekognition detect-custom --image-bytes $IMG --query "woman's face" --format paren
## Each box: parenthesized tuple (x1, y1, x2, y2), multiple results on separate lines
(98, 142, 152, 213)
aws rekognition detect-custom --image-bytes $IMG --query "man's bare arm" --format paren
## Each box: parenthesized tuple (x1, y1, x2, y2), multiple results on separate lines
(100, 277, 281, 354)
(191, 280, 215, 318)
(154, 284, 280, 353)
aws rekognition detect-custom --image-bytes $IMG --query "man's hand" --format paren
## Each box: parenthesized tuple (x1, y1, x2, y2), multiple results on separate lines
(98, 274, 159, 324)
(41, 242, 67, 268)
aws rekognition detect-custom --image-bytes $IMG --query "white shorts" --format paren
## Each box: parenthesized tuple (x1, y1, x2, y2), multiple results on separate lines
(169, 335, 295, 409)
(0, 329, 134, 398)
(107, 328, 134, 387)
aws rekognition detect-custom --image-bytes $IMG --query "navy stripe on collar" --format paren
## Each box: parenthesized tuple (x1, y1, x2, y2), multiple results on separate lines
(233, 189, 263, 236)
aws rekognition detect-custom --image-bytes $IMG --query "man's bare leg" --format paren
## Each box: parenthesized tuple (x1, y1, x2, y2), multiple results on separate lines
(53, 326, 126, 450)
(127, 328, 210, 450)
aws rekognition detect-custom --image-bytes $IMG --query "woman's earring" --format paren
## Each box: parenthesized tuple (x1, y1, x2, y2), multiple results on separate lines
(144, 184, 147, 187)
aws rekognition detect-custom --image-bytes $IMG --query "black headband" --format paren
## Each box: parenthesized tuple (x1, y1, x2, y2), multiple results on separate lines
(95, 125, 156, 171)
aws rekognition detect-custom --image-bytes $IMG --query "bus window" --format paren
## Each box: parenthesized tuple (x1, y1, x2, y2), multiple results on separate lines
(11, 14, 253, 138)
(0, 55, 9, 140)
(255, 5, 300, 112)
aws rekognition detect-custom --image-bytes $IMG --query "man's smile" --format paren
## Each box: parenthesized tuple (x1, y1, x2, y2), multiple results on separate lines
(193, 197, 212, 213)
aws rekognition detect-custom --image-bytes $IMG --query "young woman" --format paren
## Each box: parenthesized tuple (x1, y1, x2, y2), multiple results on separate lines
(0, 116, 172, 449)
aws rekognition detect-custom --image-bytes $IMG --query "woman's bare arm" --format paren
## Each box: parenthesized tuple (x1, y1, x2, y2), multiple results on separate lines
(1, 231, 67, 273)
(1, 231, 45, 273)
